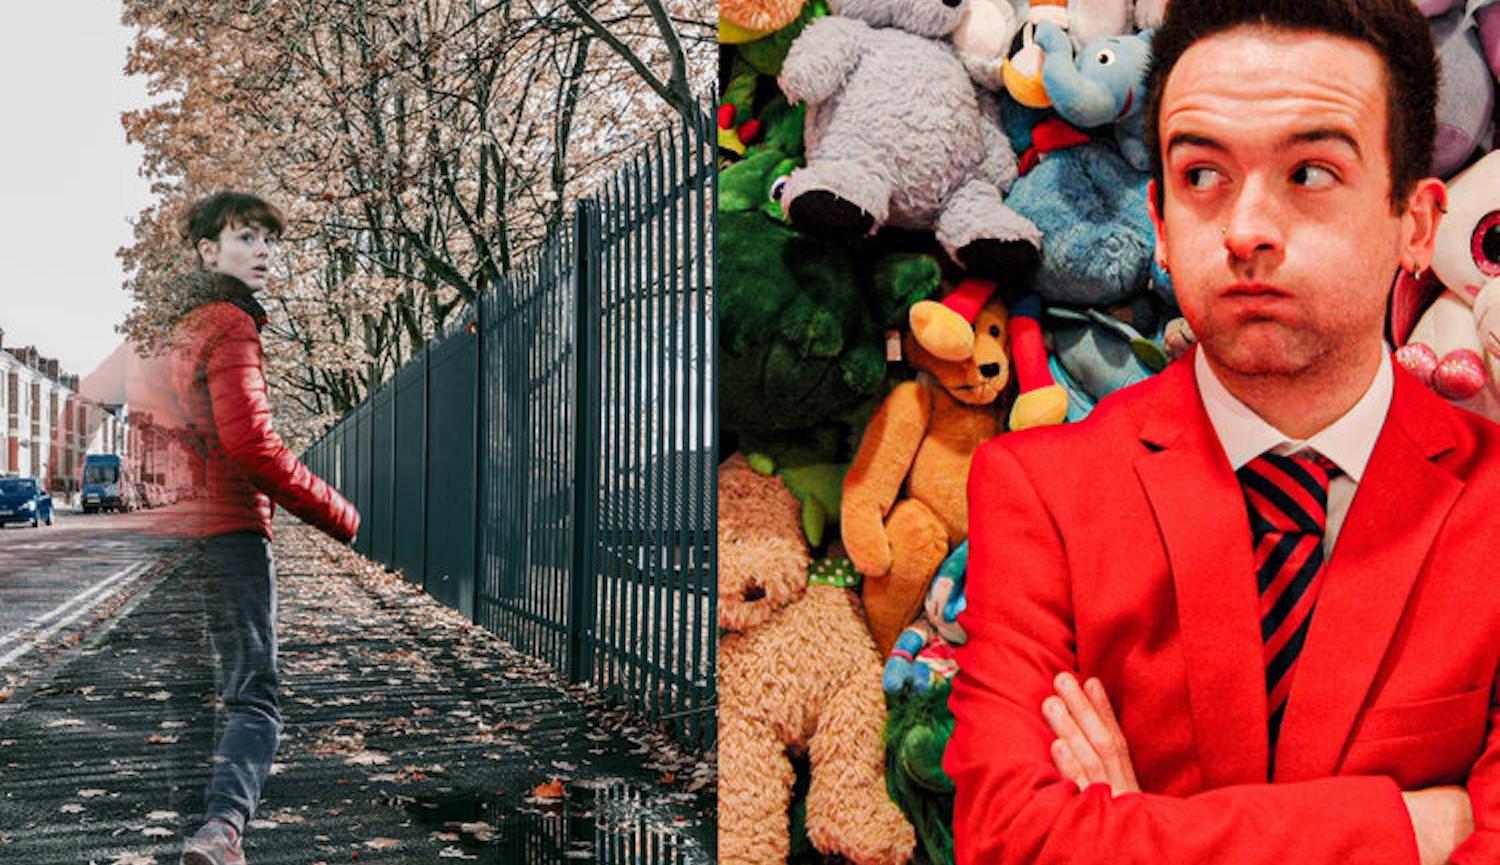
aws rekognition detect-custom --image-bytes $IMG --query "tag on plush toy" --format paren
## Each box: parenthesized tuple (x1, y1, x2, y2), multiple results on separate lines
(886, 329, 902, 362)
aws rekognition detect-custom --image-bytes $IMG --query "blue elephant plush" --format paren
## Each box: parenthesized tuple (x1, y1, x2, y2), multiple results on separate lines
(1004, 136, 1158, 309)
(1034, 21, 1154, 170)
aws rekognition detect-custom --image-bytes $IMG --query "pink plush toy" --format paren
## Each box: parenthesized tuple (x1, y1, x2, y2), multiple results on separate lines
(1413, 1, 1498, 176)
(1481, 1, 1500, 80)
(1392, 152, 1500, 420)
(1417, 0, 1500, 84)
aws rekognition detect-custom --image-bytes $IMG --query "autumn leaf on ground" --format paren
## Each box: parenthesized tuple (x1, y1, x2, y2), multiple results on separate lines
(364, 838, 401, 850)
(146, 734, 179, 744)
(0, 688, 13, 704)
(146, 811, 179, 821)
(60, 804, 84, 814)
(532, 779, 565, 799)
(78, 789, 107, 798)
(439, 846, 477, 860)
(110, 853, 157, 865)
(659, 772, 676, 785)
(142, 826, 173, 838)
(345, 750, 390, 766)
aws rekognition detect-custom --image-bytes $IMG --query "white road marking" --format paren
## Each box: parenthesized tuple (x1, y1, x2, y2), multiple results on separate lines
(0, 562, 150, 668)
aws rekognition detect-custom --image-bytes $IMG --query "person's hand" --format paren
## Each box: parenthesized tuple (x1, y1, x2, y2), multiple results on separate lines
(1402, 786, 1473, 865)
(1043, 672, 1141, 796)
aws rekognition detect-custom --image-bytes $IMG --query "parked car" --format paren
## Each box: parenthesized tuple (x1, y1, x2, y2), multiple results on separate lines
(0, 476, 53, 528)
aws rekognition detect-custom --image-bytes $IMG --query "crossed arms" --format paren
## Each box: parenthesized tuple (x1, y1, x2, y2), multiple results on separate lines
(946, 442, 1500, 865)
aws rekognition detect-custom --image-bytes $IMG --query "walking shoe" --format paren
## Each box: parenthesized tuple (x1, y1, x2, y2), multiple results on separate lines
(180, 818, 246, 865)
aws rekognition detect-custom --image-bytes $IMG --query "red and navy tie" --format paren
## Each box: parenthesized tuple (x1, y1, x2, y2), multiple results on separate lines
(1237, 452, 1339, 756)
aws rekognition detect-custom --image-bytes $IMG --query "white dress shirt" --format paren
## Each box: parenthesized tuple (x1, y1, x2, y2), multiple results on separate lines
(1194, 348, 1395, 554)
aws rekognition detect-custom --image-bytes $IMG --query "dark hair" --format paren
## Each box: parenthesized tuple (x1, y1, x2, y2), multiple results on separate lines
(183, 191, 284, 262)
(1144, 0, 1437, 213)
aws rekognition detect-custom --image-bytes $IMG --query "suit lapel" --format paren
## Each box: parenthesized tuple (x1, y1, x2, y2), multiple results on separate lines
(1134, 356, 1269, 786)
(1274, 368, 1462, 781)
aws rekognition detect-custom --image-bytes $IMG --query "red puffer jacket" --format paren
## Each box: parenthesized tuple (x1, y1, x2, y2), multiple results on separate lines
(125, 280, 359, 542)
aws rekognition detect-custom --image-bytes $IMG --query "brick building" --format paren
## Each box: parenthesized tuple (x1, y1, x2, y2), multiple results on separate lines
(0, 327, 131, 498)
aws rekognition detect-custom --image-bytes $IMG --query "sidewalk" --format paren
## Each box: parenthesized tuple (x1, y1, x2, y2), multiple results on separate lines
(0, 519, 715, 865)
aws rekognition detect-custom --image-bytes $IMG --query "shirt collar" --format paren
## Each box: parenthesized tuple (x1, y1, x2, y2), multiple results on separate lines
(1194, 347, 1393, 482)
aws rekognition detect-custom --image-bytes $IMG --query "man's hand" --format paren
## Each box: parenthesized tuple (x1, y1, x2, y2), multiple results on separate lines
(1043, 672, 1141, 796)
(1044, 674, 1475, 860)
(1402, 786, 1473, 865)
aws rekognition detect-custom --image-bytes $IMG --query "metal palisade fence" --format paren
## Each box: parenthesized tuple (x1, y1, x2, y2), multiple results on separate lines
(303, 104, 716, 750)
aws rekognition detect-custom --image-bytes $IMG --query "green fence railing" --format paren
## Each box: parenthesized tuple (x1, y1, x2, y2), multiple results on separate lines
(304, 105, 716, 750)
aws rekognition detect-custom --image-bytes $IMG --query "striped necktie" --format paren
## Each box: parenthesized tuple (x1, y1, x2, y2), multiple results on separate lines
(1236, 451, 1339, 756)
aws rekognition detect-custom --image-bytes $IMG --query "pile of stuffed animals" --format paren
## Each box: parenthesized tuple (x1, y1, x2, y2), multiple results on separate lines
(717, 0, 1500, 862)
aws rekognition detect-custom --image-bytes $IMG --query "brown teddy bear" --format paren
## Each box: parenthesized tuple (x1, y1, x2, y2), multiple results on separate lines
(718, 453, 915, 865)
(841, 296, 1011, 656)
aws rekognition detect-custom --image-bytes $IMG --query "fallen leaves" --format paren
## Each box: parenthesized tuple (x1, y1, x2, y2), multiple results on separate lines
(78, 789, 107, 798)
(60, 804, 84, 814)
(532, 779, 565, 799)
(145, 811, 179, 821)
(146, 734, 179, 745)
(363, 837, 401, 850)
(109, 853, 157, 865)
(457, 821, 495, 841)
(438, 846, 476, 859)
(142, 826, 173, 838)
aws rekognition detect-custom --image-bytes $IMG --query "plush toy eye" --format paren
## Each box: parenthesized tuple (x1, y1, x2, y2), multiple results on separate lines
(1475, 211, 1500, 278)
(989, 325, 1001, 337)
(770, 176, 789, 203)
(1096, 48, 1116, 65)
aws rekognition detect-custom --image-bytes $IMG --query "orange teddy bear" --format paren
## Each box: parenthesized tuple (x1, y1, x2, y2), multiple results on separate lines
(842, 295, 1016, 655)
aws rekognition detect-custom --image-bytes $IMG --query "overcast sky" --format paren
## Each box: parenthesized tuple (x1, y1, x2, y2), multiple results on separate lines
(0, 3, 155, 381)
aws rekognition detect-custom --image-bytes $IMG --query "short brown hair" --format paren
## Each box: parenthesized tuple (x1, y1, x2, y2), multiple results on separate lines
(183, 192, 285, 263)
(1144, 0, 1437, 213)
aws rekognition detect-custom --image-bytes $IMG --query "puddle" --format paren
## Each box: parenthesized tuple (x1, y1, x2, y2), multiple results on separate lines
(408, 780, 703, 864)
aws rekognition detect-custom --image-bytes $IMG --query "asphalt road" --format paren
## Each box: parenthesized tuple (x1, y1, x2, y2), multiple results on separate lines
(0, 507, 180, 688)
(0, 519, 715, 864)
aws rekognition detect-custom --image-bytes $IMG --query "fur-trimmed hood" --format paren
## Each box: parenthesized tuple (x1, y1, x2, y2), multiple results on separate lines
(165, 270, 269, 331)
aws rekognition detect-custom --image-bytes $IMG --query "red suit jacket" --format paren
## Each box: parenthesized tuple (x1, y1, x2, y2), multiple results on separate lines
(947, 350, 1500, 864)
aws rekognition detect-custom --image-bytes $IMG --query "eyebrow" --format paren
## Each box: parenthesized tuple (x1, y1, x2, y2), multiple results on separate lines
(1288, 128, 1362, 158)
(1165, 128, 1362, 159)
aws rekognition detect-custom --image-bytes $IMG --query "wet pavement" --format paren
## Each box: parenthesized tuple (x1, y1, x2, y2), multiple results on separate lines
(0, 518, 714, 864)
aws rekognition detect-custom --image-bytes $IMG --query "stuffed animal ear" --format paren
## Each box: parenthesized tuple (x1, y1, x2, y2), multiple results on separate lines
(1389, 266, 1444, 347)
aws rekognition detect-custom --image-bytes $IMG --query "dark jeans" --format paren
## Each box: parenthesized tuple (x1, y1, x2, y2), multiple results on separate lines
(190, 531, 281, 834)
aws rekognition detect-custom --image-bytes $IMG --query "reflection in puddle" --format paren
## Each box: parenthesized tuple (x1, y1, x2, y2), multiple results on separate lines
(408, 779, 702, 863)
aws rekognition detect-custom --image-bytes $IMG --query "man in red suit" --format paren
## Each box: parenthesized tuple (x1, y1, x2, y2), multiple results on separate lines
(945, 1, 1496, 863)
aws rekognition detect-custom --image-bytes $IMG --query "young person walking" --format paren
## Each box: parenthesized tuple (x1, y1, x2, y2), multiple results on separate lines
(129, 191, 359, 865)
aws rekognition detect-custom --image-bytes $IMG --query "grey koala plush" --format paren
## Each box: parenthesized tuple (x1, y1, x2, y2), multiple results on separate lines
(776, 0, 1042, 280)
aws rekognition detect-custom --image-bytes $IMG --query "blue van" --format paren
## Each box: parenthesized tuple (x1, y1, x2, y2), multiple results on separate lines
(0, 476, 53, 527)
(82, 454, 131, 514)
